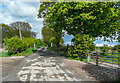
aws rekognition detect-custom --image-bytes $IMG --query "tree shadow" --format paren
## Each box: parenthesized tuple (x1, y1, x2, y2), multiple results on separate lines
(37, 47, 67, 57)
(81, 62, 120, 82)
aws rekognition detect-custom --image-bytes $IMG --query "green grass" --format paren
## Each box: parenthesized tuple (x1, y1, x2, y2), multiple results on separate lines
(0, 45, 44, 57)
(49, 46, 55, 51)
(67, 56, 90, 62)
(49, 46, 67, 50)
(0, 48, 36, 57)
(0, 52, 8, 57)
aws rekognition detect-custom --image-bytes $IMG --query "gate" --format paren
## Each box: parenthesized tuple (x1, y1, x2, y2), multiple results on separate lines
(89, 52, 120, 72)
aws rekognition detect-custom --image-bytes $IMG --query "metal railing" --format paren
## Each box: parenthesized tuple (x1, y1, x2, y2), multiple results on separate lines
(89, 52, 120, 72)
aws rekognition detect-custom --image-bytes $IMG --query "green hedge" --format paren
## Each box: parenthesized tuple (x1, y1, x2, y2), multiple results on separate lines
(4, 36, 27, 54)
(23, 37, 41, 48)
(4, 36, 44, 55)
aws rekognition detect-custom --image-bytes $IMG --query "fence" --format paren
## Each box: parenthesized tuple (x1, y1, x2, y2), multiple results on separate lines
(89, 52, 120, 72)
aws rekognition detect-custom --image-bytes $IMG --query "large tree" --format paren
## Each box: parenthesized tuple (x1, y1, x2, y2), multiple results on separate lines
(0, 23, 13, 42)
(38, 2, 120, 41)
(9, 21, 37, 38)
(0, 22, 37, 42)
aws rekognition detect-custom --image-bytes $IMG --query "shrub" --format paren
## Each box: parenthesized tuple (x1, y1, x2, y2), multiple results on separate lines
(23, 37, 35, 48)
(23, 37, 42, 48)
(49, 37, 56, 46)
(4, 36, 27, 54)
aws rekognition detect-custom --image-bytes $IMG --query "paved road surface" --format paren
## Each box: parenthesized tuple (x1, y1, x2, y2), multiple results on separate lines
(1, 47, 119, 82)
(2, 47, 81, 81)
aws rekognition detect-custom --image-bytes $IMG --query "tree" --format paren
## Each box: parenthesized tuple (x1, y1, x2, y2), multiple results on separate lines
(42, 26, 64, 47)
(0, 23, 13, 43)
(42, 27, 54, 46)
(49, 37, 64, 46)
(0, 22, 37, 41)
(0, 24, 2, 45)
(38, 2, 119, 41)
(49, 37, 56, 46)
(9, 21, 37, 38)
(112, 45, 120, 53)
(67, 34, 95, 59)
(102, 44, 110, 52)
(60, 38, 64, 44)
(38, 2, 65, 47)
(31, 32, 37, 38)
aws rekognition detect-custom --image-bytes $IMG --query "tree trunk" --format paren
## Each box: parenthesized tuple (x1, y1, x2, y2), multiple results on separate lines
(19, 23, 22, 39)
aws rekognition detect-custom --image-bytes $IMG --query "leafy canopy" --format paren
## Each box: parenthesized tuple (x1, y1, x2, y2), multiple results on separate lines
(38, 2, 120, 40)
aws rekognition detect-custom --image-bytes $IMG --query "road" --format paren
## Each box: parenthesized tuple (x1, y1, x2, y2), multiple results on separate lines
(2, 47, 81, 81)
(1, 47, 119, 82)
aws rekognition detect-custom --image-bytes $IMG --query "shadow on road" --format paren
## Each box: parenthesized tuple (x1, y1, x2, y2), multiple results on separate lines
(37, 47, 66, 57)
(81, 62, 120, 82)
(35, 47, 120, 82)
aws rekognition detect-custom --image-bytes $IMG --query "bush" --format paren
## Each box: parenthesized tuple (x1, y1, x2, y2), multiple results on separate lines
(3, 36, 45, 55)
(23, 37, 42, 48)
(4, 36, 27, 54)
(23, 37, 35, 48)
(49, 37, 56, 46)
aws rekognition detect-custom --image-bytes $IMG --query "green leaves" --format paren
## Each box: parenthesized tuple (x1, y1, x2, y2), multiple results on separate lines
(4, 36, 42, 54)
(4, 36, 27, 54)
(38, 2, 119, 42)
(67, 34, 95, 59)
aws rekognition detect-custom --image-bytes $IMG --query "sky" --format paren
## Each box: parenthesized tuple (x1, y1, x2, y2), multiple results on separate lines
(0, 0, 119, 47)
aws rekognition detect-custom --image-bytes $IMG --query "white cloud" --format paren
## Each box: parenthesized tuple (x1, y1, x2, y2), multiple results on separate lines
(95, 43, 115, 47)
(0, 1, 43, 39)
(95, 44, 104, 47)
(0, 0, 10, 2)
(0, 0, 40, 2)
(5, 1, 37, 17)
(0, 13, 14, 24)
(108, 44, 114, 47)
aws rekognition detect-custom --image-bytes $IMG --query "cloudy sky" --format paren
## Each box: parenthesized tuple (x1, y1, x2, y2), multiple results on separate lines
(0, 0, 118, 47)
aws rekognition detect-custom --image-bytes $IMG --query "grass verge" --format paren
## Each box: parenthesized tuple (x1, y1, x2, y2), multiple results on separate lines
(67, 56, 90, 62)
(0, 45, 44, 57)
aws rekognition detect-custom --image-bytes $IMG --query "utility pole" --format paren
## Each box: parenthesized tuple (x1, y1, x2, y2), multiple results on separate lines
(19, 22, 22, 39)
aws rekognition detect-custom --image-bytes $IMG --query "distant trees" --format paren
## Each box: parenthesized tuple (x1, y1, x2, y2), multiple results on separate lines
(42, 27, 64, 47)
(112, 45, 120, 53)
(0, 22, 37, 43)
(42, 27, 54, 46)
(102, 44, 111, 52)
(9, 21, 37, 38)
